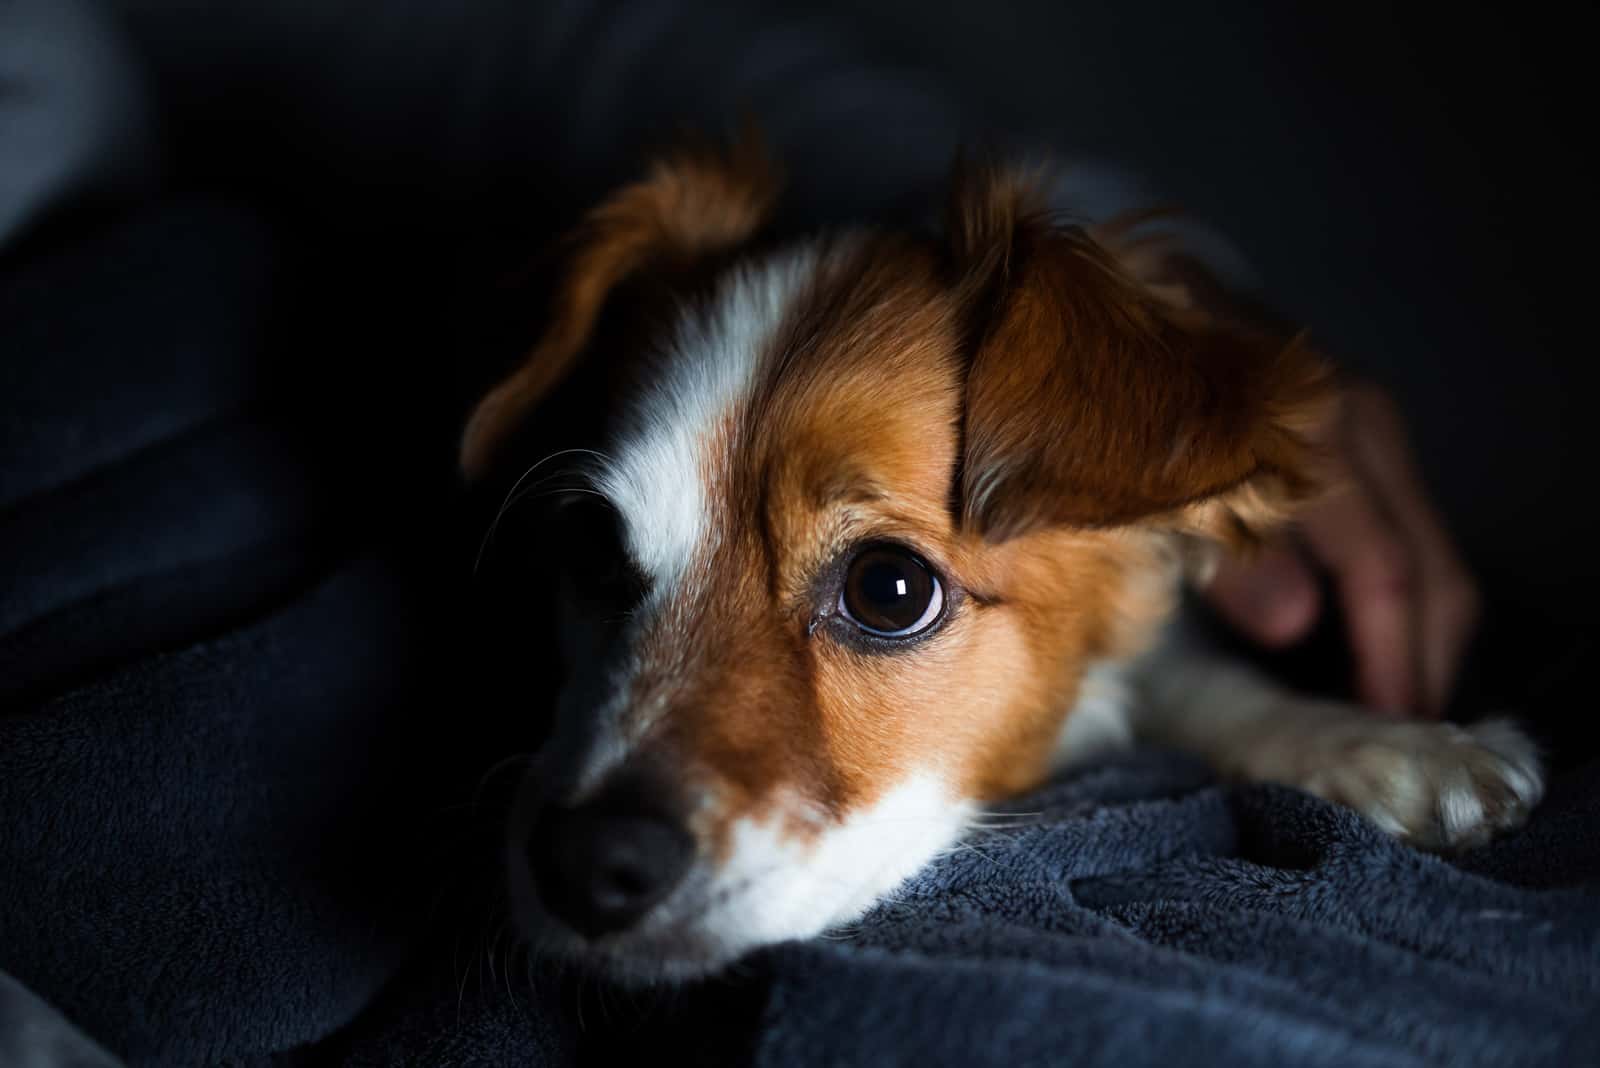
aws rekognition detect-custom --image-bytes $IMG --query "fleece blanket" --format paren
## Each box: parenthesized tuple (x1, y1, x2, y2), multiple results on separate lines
(4, 194, 1599, 1068)
(4, 5, 1598, 1058)
(331, 753, 1600, 1068)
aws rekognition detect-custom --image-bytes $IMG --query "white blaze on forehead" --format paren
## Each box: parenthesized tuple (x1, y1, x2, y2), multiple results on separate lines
(596, 245, 821, 589)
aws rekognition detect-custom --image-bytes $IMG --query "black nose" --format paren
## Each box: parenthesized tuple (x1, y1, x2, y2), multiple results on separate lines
(527, 776, 694, 937)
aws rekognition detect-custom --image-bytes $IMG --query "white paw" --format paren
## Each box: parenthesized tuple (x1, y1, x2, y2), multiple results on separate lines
(1289, 716, 1544, 850)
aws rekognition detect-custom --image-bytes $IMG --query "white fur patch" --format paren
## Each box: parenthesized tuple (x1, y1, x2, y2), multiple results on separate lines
(1054, 660, 1136, 767)
(1128, 621, 1546, 851)
(596, 246, 819, 590)
(713, 772, 972, 940)
(592, 772, 971, 979)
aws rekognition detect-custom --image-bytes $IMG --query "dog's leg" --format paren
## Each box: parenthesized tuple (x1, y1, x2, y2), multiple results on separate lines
(1124, 618, 1544, 850)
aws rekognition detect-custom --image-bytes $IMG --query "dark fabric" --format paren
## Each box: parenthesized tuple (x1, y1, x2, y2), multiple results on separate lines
(746, 755, 1600, 1068)
(324, 754, 1600, 1068)
(0, 0, 158, 250)
(4, 2, 1598, 1066)
(102, 0, 981, 237)
(0, 200, 444, 1065)
(0, 971, 124, 1068)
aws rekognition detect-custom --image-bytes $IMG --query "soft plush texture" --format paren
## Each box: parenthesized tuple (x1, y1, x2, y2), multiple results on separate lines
(5, 164, 1599, 1068)
(327, 754, 1600, 1068)
(4, 3, 1596, 1065)
(0, 971, 123, 1068)
(745, 754, 1600, 1067)
(0, 200, 433, 1065)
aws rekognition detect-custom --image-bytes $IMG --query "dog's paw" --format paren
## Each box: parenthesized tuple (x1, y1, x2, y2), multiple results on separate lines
(1289, 716, 1544, 851)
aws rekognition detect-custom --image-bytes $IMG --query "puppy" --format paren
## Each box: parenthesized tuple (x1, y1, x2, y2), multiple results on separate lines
(461, 141, 1543, 982)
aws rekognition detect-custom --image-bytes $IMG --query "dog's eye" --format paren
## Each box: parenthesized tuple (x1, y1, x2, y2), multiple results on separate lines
(838, 545, 944, 638)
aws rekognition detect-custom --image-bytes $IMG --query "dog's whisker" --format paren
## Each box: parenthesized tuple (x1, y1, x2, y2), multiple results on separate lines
(522, 485, 608, 506)
(471, 752, 535, 808)
(965, 817, 1045, 830)
(454, 930, 472, 1024)
(501, 473, 607, 514)
(473, 447, 612, 574)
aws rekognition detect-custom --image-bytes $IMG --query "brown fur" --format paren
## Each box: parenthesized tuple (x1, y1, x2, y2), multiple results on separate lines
(460, 137, 779, 479)
(948, 159, 1333, 542)
(472, 143, 1335, 846)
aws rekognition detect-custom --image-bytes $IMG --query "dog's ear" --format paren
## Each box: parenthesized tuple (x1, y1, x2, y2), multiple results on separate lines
(947, 159, 1334, 548)
(460, 137, 779, 480)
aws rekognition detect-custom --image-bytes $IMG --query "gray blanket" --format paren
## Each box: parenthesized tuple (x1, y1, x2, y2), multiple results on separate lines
(333, 753, 1600, 1067)
(747, 753, 1600, 1067)
(4, 3, 1595, 1065)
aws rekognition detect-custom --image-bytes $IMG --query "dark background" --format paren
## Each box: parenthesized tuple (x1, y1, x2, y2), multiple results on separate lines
(94, 0, 1596, 735)
(95, 1, 1596, 589)
(824, 3, 1591, 589)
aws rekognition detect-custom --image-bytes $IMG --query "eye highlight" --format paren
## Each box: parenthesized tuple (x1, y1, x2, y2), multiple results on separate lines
(837, 545, 945, 639)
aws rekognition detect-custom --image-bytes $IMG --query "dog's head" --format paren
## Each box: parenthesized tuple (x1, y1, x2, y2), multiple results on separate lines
(464, 141, 1331, 980)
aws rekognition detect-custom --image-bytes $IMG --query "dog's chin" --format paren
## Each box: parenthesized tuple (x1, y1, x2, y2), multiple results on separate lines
(513, 900, 793, 987)
(507, 860, 789, 985)
(510, 852, 907, 987)
(510, 774, 975, 984)
(563, 928, 756, 986)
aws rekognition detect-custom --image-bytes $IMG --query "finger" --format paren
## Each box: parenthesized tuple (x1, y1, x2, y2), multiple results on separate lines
(1203, 542, 1323, 648)
(1297, 477, 1421, 715)
(1415, 568, 1481, 717)
(1342, 386, 1481, 715)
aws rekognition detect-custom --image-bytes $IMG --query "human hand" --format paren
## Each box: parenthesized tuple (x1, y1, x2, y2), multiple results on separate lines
(1204, 383, 1481, 717)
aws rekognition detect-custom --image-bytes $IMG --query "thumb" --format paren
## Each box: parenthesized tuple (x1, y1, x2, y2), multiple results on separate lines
(1203, 542, 1322, 648)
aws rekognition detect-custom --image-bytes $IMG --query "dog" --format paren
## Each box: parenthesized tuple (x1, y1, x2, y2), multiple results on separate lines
(460, 139, 1544, 983)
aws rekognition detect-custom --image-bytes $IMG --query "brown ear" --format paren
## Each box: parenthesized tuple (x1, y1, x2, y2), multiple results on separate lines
(949, 161, 1334, 544)
(459, 136, 779, 479)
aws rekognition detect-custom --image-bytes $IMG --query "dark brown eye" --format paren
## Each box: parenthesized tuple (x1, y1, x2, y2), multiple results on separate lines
(838, 545, 945, 638)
